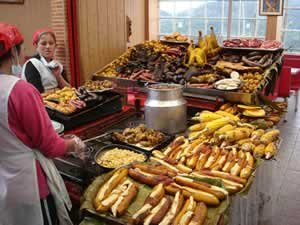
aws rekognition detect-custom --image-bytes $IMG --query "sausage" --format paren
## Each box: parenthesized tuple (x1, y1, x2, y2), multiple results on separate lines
(241, 56, 262, 67)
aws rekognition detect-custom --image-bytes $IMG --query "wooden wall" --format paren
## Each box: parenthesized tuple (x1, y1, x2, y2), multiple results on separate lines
(148, 0, 159, 41)
(77, 0, 126, 83)
(0, 0, 51, 55)
(125, 0, 146, 46)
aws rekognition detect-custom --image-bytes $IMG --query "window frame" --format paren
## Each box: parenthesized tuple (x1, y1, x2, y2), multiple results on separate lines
(159, 0, 267, 40)
(281, 1, 300, 52)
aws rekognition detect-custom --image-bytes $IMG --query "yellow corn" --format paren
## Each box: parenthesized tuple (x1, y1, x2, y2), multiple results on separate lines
(260, 129, 280, 145)
(214, 124, 234, 136)
(237, 138, 252, 145)
(188, 131, 202, 141)
(264, 142, 277, 159)
(253, 144, 265, 158)
(188, 122, 207, 132)
(241, 142, 256, 152)
(221, 127, 252, 143)
(204, 117, 234, 134)
(215, 110, 240, 121)
(199, 111, 223, 123)
(251, 129, 265, 140)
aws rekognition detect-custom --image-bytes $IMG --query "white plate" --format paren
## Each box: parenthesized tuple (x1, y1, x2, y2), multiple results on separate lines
(51, 120, 64, 134)
(214, 78, 241, 91)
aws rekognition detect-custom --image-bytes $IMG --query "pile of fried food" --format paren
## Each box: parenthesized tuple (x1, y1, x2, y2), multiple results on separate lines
(239, 72, 264, 93)
(147, 107, 280, 195)
(112, 124, 165, 149)
(93, 163, 226, 225)
(163, 32, 188, 42)
(83, 80, 114, 91)
(220, 102, 285, 128)
(43, 80, 114, 115)
(43, 87, 79, 114)
(96, 148, 146, 168)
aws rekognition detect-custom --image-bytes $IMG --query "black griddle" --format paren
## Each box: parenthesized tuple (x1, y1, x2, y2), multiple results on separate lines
(46, 91, 123, 130)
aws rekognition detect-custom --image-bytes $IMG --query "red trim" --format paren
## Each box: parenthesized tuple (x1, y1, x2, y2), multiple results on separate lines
(66, 0, 81, 87)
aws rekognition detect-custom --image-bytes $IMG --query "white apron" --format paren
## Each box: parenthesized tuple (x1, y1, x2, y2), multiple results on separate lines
(21, 57, 58, 91)
(0, 75, 72, 225)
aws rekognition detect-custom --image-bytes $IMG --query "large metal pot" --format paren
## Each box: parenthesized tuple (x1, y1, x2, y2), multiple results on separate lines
(145, 84, 187, 134)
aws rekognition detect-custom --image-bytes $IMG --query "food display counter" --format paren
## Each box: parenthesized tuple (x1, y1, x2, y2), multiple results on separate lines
(49, 34, 285, 225)
(92, 38, 282, 105)
(52, 98, 284, 225)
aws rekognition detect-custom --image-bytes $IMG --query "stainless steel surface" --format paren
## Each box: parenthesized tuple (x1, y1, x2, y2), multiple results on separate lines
(183, 86, 259, 105)
(145, 84, 187, 134)
(93, 75, 257, 105)
(83, 132, 110, 143)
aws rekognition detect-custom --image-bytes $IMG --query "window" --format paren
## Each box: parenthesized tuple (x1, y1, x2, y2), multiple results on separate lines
(159, 0, 267, 42)
(282, 0, 300, 52)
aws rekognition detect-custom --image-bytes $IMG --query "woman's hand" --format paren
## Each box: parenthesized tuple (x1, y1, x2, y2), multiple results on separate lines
(51, 65, 70, 88)
(52, 66, 62, 79)
(64, 135, 87, 160)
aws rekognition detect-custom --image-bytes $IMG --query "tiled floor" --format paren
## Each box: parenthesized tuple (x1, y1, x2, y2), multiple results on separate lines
(269, 95, 300, 225)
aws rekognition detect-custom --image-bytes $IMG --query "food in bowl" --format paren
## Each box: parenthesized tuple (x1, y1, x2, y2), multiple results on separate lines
(96, 148, 146, 168)
(112, 124, 165, 148)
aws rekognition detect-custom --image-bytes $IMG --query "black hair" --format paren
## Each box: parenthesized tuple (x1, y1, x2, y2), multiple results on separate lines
(0, 41, 23, 64)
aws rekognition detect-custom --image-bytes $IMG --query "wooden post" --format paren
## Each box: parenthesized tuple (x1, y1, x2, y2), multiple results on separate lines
(266, 16, 278, 40)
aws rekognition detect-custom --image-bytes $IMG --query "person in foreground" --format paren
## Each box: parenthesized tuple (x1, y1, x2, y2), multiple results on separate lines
(22, 28, 69, 93)
(0, 23, 85, 225)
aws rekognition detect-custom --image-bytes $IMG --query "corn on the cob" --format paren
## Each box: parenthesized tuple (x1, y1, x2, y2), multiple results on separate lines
(260, 129, 280, 145)
(241, 142, 256, 152)
(214, 124, 235, 137)
(240, 152, 254, 179)
(264, 142, 277, 159)
(188, 122, 207, 132)
(237, 138, 252, 145)
(237, 122, 256, 130)
(253, 144, 265, 158)
(251, 129, 265, 141)
(221, 127, 252, 143)
(198, 111, 223, 123)
(188, 131, 202, 140)
(204, 117, 234, 135)
(215, 110, 240, 121)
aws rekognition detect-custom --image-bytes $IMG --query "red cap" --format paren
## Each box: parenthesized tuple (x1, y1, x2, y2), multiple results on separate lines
(32, 28, 55, 45)
(0, 23, 23, 57)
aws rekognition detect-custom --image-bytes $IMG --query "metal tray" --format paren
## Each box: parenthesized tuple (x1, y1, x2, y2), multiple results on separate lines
(160, 39, 190, 45)
(222, 46, 283, 52)
(46, 91, 123, 130)
(94, 144, 148, 171)
(110, 128, 174, 153)
(93, 75, 259, 105)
